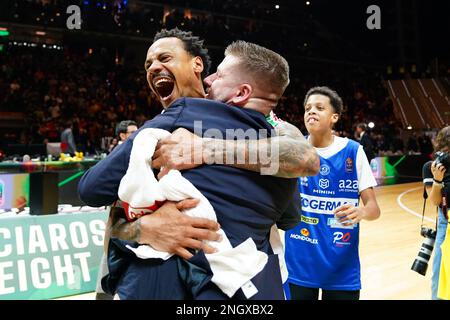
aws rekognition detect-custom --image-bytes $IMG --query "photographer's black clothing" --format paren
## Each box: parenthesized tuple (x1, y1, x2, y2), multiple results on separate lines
(422, 160, 449, 299)
(423, 161, 450, 205)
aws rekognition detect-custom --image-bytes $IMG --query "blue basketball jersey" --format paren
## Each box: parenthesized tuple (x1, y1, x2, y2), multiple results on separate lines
(285, 138, 362, 290)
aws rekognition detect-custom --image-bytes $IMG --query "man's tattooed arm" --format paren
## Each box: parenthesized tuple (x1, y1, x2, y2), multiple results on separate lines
(203, 121, 320, 178)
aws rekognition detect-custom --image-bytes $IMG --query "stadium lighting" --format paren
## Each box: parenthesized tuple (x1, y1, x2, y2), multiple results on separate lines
(306, 1, 311, 5)
(35, 31, 46, 36)
(275, 5, 280, 9)
(368, 122, 375, 129)
(407, 125, 413, 130)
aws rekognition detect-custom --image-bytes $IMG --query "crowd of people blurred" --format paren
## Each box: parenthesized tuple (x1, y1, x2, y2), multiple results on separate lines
(0, 0, 369, 63)
(0, 43, 435, 159)
(0, 45, 161, 155)
(0, 0, 440, 159)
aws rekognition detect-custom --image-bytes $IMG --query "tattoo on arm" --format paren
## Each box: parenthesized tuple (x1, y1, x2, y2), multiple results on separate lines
(203, 121, 319, 178)
(109, 207, 141, 242)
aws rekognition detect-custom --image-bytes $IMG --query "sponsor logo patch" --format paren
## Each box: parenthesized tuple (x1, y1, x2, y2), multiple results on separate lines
(301, 215, 319, 225)
(300, 193, 359, 215)
(318, 178, 330, 189)
(289, 228, 319, 245)
(327, 217, 356, 229)
(333, 231, 352, 247)
(320, 164, 331, 176)
(299, 177, 308, 187)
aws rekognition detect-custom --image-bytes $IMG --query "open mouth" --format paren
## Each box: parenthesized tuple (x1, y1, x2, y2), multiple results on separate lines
(152, 73, 175, 102)
(307, 117, 319, 124)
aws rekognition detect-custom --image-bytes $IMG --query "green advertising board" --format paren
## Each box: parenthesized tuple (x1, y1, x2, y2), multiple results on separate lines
(0, 210, 108, 300)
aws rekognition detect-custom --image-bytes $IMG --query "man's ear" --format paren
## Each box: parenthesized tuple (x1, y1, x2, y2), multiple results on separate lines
(331, 113, 339, 124)
(193, 56, 204, 76)
(119, 133, 126, 141)
(231, 84, 252, 107)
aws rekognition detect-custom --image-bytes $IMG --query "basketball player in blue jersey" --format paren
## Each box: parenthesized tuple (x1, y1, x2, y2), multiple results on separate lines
(284, 86, 381, 300)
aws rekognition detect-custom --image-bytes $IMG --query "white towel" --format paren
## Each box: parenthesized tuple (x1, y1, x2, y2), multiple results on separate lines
(118, 128, 268, 298)
(269, 224, 288, 283)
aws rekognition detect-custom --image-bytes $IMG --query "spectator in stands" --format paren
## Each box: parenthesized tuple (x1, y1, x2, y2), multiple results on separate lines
(108, 138, 119, 153)
(390, 133, 405, 155)
(419, 133, 434, 155)
(116, 120, 138, 145)
(406, 132, 420, 155)
(356, 123, 376, 162)
(60, 120, 76, 155)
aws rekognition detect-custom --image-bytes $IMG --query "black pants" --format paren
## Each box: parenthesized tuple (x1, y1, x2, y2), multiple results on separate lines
(289, 283, 360, 300)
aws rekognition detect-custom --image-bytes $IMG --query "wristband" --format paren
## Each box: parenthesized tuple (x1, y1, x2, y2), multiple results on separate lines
(434, 178, 443, 183)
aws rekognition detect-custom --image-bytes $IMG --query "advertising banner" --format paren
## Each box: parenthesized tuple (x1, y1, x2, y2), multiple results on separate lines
(0, 174, 29, 210)
(0, 210, 108, 299)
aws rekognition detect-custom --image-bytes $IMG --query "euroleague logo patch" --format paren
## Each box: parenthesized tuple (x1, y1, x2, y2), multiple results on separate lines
(345, 157, 353, 173)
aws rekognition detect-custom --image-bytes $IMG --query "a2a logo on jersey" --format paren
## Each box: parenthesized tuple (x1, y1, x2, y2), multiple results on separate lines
(338, 179, 358, 193)
(333, 231, 351, 247)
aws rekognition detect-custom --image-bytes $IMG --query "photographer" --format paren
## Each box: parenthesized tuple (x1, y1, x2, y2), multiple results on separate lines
(422, 126, 450, 300)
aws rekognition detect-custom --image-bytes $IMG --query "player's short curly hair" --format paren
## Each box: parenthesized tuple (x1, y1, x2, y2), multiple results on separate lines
(304, 86, 343, 116)
(153, 28, 211, 80)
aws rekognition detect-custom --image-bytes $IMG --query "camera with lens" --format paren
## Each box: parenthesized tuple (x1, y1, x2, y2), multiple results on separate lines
(411, 227, 437, 276)
(435, 151, 450, 171)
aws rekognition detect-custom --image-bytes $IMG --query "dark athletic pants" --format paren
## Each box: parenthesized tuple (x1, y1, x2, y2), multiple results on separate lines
(289, 283, 360, 300)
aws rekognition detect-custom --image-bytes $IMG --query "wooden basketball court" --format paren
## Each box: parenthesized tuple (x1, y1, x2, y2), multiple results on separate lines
(359, 181, 434, 300)
(58, 181, 436, 300)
